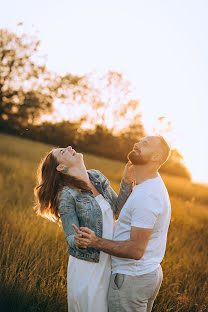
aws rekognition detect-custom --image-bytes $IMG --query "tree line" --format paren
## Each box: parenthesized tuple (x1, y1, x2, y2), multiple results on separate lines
(0, 27, 191, 180)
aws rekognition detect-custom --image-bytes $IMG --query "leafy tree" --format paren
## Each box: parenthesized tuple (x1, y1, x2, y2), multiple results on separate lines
(0, 28, 87, 130)
(82, 71, 142, 133)
(52, 71, 144, 134)
(0, 28, 191, 180)
(0, 28, 54, 129)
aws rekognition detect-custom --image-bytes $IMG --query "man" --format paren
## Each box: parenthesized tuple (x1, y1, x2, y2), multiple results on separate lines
(73, 135, 171, 312)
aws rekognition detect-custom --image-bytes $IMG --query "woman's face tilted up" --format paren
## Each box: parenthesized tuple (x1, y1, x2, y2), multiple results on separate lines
(52, 146, 84, 170)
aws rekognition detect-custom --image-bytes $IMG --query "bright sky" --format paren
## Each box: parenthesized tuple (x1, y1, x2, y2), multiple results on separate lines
(1, 0, 208, 183)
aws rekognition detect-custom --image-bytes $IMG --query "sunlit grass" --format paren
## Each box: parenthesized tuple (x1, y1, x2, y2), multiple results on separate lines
(0, 133, 207, 311)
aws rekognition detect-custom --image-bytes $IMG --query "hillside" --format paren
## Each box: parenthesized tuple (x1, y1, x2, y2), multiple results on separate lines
(0, 133, 207, 312)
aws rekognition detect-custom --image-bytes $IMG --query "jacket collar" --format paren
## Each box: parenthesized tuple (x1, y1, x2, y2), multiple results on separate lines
(87, 170, 100, 184)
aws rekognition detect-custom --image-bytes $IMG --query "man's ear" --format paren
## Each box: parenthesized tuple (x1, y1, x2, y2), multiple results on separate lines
(152, 153, 161, 162)
(56, 164, 65, 172)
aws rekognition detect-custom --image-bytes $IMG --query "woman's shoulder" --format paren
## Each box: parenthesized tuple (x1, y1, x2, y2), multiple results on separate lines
(58, 186, 77, 202)
(57, 187, 77, 212)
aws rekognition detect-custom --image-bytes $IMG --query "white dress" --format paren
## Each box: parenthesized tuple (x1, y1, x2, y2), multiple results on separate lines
(67, 194, 114, 312)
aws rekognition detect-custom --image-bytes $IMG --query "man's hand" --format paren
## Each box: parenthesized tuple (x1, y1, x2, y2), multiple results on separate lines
(123, 161, 134, 184)
(73, 225, 152, 260)
(72, 224, 98, 248)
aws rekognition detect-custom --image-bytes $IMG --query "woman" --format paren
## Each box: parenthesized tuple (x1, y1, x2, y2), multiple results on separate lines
(34, 145, 133, 312)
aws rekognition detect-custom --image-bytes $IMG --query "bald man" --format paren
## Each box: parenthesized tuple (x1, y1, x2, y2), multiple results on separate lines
(74, 136, 171, 312)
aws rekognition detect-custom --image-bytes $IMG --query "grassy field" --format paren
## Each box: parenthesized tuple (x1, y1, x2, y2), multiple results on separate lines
(0, 133, 207, 312)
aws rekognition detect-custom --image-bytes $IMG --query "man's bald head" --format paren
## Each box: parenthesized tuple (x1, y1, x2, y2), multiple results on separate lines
(155, 135, 171, 165)
(128, 135, 170, 167)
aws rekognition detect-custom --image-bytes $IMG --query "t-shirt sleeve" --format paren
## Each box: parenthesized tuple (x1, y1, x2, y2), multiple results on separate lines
(131, 194, 161, 229)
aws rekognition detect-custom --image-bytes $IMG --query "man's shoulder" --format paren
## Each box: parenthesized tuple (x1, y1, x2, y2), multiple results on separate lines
(138, 177, 167, 196)
(132, 182, 163, 203)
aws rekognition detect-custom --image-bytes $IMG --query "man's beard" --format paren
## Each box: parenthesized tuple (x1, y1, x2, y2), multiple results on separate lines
(127, 150, 148, 165)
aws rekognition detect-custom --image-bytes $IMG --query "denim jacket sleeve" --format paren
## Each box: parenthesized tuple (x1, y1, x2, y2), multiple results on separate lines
(58, 187, 79, 249)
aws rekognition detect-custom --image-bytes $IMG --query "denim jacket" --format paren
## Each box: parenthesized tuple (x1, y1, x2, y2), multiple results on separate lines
(57, 169, 132, 263)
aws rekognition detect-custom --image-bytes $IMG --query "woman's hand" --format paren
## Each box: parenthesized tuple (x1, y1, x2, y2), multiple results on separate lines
(72, 224, 87, 248)
(72, 224, 98, 248)
(74, 233, 88, 248)
(123, 161, 134, 184)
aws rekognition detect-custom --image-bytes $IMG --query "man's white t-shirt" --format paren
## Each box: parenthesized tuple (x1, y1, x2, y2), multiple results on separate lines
(112, 175, 171, 276)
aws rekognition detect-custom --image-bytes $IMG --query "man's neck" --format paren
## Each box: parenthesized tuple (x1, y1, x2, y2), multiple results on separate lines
(133, 165, 159, 185)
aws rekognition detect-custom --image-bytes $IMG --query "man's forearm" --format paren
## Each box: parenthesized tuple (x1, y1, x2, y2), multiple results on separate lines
(115, 178, 133, 214)
(93, 237, 142, 260)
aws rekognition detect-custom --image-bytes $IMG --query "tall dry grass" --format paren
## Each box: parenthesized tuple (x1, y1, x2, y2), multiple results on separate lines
(0, 133, 207, 312)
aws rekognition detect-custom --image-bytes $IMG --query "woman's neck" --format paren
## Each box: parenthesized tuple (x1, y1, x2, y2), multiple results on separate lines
(66, 163, 91, 186)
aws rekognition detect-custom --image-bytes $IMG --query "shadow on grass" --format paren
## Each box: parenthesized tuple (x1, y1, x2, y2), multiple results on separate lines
(0, 284, 67, 312)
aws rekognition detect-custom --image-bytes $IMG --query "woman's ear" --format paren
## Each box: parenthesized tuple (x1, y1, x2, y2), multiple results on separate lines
(56, 164, 65, 172)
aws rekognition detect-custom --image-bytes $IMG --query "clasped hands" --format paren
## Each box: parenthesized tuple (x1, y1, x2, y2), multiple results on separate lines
(72, 224, 97, 249)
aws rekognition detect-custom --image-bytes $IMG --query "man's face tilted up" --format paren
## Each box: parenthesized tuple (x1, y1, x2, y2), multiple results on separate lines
(127, 136, 161, 166)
